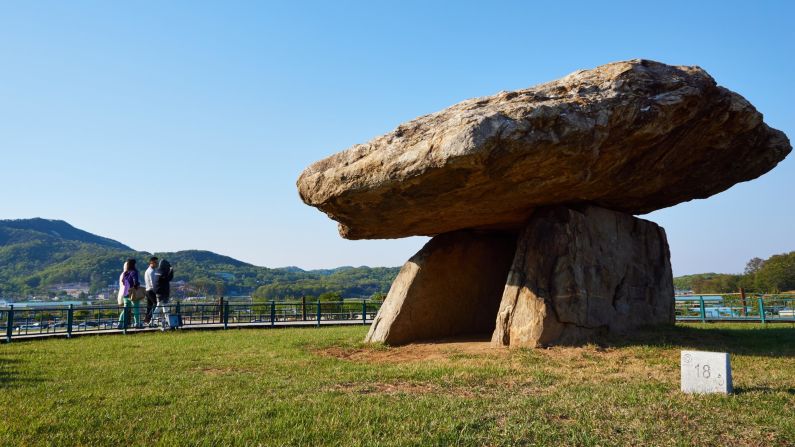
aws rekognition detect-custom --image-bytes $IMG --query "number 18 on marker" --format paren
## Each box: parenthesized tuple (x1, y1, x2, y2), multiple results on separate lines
(680, 350, 733, 394)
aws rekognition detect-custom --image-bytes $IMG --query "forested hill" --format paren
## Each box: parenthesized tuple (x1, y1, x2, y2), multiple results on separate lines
(0, 218, 399, 299)
(674, 251, 795, 293)
(0, 218, 131, 250)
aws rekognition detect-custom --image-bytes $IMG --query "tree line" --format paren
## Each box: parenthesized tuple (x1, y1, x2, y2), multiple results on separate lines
(674, 251, 795, 293)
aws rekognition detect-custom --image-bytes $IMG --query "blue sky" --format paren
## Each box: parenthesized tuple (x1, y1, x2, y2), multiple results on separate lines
(0, 1, 792, 275)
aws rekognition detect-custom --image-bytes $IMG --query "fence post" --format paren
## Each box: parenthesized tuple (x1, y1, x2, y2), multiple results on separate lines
(302, 296, 307, 321)
(67, 304, 74, 339)
(758, 296, 766, 323)
(699, 296, 706, 323)
(270, 301, 276, 326)
(5, 305, 13, 343)
(740, 287, 748, 317)
(223, 301, 229, 329)
(175, 301, 182, 328)
(316, 300, 321, 327)
(362, 300, 367, 325)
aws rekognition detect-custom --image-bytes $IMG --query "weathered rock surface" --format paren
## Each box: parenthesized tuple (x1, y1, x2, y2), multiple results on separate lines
(365, 230, 516, 345)
(298, 58, 788, 348)
(492, 205, 674, 347)
(298, 59, 791, 240)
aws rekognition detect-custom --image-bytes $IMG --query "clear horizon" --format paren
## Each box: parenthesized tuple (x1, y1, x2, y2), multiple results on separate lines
(1, 1, 793, 276)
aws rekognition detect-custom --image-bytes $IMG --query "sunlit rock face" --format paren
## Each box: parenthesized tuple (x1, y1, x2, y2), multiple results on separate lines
(492, 205, 674, 348)
(298, 59, 790, 347)
(297, 59, 791, 240)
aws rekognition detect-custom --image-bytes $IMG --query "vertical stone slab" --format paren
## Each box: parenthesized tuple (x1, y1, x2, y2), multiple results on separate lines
(365, 230, 516, 345)
(493, 205, 674, 347)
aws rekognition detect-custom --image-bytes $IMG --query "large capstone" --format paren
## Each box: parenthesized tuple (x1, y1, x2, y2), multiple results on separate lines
(492, 205, 674, 347)
(297, 59, 790, 240)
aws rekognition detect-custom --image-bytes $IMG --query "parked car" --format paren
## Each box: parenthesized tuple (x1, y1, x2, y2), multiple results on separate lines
(17, 324, 44, 331)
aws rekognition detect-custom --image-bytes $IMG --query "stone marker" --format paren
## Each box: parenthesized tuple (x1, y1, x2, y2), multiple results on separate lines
(680, 350, 733, 394)
(297, 59, 792, 347)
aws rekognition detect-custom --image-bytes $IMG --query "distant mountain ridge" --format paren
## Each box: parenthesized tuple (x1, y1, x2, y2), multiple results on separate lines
(0, 218, 399, 299)
(159, 249, 253, 268)
(0, 218, 131, 250)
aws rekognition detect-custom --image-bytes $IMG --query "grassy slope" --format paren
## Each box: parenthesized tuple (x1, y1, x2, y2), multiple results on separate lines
(1, 324, 794, 446)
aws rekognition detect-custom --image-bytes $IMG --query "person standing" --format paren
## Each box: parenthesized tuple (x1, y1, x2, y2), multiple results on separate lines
(153, 259, 175, 331)
(117, 259, 141, 329)
(116, 260, 128, 324)
(143, 256, 159, 326)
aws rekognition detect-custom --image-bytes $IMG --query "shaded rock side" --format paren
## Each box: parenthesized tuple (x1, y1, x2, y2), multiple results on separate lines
(298, 59, 791, 240)
(492, 205, 674, 347)
(365, 230, 517, 345)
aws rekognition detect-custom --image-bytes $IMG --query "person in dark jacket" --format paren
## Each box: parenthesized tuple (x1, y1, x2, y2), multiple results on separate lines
(152, 259, 174, 330)
(117, 259, 141, 329)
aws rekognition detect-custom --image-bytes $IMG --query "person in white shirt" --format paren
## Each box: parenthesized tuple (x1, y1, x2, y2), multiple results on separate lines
(143, 256, 158, 326)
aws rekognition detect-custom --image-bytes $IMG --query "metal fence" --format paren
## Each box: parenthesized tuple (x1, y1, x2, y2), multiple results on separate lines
(1, 298, 382, 342)
(675, 293, 795, 323)
(3, 293, 793, 343)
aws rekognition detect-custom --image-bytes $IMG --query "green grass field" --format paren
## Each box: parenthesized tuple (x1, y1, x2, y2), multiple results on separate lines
(1, 323, 794, 446)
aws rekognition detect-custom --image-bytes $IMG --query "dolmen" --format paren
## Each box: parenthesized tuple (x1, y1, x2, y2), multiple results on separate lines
(297, 59, 791, 347)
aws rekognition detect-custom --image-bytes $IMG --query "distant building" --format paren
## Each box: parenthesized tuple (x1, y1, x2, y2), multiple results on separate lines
(49, 283, 90, 298)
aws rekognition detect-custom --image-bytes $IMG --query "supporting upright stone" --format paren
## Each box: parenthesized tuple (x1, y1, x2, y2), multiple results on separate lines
(492, 205, 674, 347)
(365, 230, 516, 345)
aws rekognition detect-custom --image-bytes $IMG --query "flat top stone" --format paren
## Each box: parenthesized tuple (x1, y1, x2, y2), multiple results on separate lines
(297, 59, 791, 239)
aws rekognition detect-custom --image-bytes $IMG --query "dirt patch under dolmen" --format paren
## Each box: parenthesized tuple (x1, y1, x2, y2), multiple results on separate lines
(317, 337, 509, 364)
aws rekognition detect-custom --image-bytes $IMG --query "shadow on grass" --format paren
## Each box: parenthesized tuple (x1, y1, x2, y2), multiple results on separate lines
(0, 356, 43, 389)
(600, 324, 795, 358)
(377, 326, 795, 359)
(734, 386, 795, 395)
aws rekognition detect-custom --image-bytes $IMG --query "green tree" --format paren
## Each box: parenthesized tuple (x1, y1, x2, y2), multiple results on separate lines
(744, 257, 765, 275)
(754, 252, 795, 292)
(318, 291, 342, 302)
